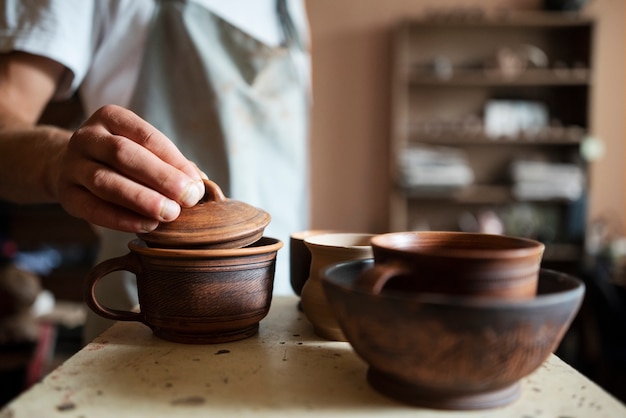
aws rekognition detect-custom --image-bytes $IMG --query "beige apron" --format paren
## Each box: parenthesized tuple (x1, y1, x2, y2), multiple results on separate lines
(85, 0, 310, 342)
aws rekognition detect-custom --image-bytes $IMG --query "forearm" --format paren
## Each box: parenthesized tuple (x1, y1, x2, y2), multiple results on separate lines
(0, 51, 72, 204)
(0, 124, 70, 204)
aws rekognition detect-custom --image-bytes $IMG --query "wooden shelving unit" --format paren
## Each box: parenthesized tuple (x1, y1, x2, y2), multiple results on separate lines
(389, 13, 594, 272)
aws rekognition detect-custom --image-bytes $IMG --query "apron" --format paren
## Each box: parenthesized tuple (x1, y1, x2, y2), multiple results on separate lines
(84, 0, 310, 342)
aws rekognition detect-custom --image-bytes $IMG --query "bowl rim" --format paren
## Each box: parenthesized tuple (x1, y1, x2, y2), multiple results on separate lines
(304, 232, 376, 248)
(322, 259, 585, 309)
(371, 231, 544, 259)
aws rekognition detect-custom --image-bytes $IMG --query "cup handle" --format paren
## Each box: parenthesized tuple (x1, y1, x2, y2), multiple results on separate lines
(354, 263, 411, 295)
(84, 252, 143, 322)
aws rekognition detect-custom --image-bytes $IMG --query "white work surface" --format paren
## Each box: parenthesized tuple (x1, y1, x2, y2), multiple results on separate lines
(2, 296, 625, 417)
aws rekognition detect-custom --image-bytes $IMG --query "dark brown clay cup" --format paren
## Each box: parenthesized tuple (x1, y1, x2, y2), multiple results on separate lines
(289, 229, 341, 296)
(84, 237, 282, 344)
(356, 231, 545, 299)
(323, 259, 585, 410)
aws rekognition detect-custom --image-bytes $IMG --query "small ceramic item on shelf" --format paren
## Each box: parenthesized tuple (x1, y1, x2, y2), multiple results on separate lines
(323, 259, 585, 410)
(84, 179, 282, 344)
(357, 231, 544, 299)
(300, 233, 374, 341)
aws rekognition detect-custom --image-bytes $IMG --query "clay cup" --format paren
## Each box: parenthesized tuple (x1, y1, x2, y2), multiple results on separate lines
(289, 229, 341, 296)
(357, 231, 544, 299)
(84, 237, 282, 344)
(300, 233, 374, 341)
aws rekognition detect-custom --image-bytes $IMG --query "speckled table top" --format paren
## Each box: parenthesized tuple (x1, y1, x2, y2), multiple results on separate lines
(2, 296, 625, 417)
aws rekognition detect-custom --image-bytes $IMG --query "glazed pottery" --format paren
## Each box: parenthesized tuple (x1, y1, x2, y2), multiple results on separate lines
(323, 259, 585, 410)
(358, 231, 544, 299)
(300, 233, 374, 341)
(84, 237, 282, 344)
(137, 179, 270, 249)
(289, 229, 341, 296)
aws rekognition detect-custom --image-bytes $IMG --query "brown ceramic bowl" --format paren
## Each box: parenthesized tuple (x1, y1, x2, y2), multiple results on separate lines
(322, 259, 585, 410)
(85, 237, 282, 344)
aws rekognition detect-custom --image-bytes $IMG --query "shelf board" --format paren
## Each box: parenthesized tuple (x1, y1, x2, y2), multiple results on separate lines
(400, 184, 511, 203)
(403, 12, 593, 29)
(407, 133, 584, 146)
(408, 68, 591, 87)
(398, 184, 580, 205)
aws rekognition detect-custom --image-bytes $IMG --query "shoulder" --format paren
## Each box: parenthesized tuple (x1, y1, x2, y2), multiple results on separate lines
(0, 0, 155, 96)
(0, 0, 154, 99)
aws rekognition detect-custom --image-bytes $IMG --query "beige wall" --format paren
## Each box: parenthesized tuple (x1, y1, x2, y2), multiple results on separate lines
(306, 0, 625, 239)
(584, 0, 626, 236)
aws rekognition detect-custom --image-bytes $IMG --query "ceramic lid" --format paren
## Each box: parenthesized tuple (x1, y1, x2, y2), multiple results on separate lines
(138, 179, 271, 249)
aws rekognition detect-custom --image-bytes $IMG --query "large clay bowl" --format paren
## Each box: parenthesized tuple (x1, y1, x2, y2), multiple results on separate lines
(85, 237, 282, 344)
(322, 259, 585, 410)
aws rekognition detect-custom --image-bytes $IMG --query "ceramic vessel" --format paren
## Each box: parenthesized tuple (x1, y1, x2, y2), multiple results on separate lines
(84, 237, 282, 344)
(359, 231, 544, 299)
(300, 233, 374, 341)
(323, 259, 585, 410)
(289, 229, 341, 296)
(85, 179, 281, 344)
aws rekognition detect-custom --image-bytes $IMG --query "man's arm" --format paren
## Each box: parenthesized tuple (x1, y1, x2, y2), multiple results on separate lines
(0, 51, 70, 202)
(0, 52, 206, 233)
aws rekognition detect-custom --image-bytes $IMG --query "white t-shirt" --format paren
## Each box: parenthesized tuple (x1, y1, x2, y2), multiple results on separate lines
(0, 0, 309, 113)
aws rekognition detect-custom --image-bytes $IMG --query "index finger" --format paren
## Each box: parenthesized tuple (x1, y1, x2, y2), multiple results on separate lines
(97, 105, 202, 182)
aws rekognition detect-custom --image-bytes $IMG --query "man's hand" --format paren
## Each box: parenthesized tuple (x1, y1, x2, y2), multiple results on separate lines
(56, 105, 205, 233)
(0, 52, 205, 233)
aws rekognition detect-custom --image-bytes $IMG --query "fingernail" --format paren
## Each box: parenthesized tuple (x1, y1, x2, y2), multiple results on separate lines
(181, 180, 204, 207)
(140, 220, 160, 233)
(160, 199, 181, 221)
